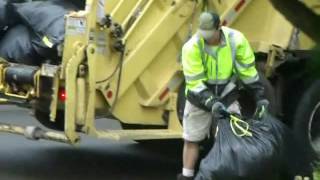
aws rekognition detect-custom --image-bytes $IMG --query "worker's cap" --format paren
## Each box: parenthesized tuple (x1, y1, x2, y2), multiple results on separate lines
(198, 12, 220, 39)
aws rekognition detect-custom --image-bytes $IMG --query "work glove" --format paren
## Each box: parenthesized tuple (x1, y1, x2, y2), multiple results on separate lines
(187, 89, 216, 112)
(253, 99, 269, 120)
(211, 101, 226, 119)
(204, 96, 215, 111)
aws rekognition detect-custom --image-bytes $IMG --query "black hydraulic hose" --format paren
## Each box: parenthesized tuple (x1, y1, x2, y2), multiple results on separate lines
(111, 45, 126, 111)
(96, 53, 123, 84)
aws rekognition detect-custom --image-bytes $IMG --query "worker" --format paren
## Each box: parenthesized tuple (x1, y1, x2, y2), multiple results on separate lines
(177, 12, 269, 180)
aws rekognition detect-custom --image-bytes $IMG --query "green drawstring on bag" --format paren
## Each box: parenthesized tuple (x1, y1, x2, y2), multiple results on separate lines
(229, 114, 252, 137)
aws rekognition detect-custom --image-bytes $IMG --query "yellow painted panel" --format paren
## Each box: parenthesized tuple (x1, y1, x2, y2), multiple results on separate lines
(231, 0, 293, 51)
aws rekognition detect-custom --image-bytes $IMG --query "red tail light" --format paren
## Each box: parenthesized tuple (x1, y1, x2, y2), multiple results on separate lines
(58, 88, 66, 102)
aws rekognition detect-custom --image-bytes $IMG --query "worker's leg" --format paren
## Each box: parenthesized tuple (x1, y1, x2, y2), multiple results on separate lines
(182, 140, 199, 175)
(179, 100, 241, 179)
(179, 101, 212, 179)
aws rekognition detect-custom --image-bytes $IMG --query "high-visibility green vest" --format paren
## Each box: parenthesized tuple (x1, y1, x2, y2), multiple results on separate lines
(182, 26, 259, 94)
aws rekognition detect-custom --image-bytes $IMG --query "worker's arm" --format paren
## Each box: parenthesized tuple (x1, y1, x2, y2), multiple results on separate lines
(233, 31, 265, 101)
(182, 42, 214, 111)
(233, 31, 269, 118)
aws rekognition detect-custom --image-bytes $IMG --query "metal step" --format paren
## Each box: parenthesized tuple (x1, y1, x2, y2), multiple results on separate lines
(96, 129, 182, 141)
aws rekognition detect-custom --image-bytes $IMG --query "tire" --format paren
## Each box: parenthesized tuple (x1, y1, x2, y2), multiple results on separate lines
(293, 80, 320, 162)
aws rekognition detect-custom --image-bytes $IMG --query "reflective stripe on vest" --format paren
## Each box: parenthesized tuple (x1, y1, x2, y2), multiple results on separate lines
(242, 73, 259, 84)
(228, 31, 258, 84)
(197, 38, 208, 75)
(191, 83, 207, 93)
(185, 72, 206, 81)
(229, 33, 255, 71)
(207, 79, 230, 85)
(228, 31, 238, 73)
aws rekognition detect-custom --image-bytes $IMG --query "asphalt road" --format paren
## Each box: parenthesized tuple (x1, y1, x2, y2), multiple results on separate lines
(0, 106, 182, 180)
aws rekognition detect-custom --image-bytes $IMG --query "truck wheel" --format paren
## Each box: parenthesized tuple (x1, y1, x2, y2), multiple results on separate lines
(34, 109, 65, 131)
(294, 80, 320, 160)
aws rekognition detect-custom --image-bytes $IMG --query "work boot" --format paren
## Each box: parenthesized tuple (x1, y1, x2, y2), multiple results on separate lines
(177, 173, 194, 180)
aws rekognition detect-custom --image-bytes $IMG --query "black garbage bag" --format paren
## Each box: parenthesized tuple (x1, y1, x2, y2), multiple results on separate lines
(0, 0, 7, 30)
(0, 0, 25, 30)
(195, 113, 301, 180)
(0, 25, 42, 65)
(11, 0, 79, 61)
(0, 28, 6, 40)
(0, 0, 12, 30)
(12, 0, 78, 45)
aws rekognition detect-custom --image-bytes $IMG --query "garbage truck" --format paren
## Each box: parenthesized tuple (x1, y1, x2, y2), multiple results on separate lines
(0, 0, 318, 157)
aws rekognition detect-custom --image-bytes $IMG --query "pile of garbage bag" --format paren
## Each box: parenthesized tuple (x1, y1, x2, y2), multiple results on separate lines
(195, 112, 314, 180)
(0, 0, 80, 65)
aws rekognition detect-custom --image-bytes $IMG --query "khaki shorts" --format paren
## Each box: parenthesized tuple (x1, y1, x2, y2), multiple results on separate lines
(182, 100, 240, 142)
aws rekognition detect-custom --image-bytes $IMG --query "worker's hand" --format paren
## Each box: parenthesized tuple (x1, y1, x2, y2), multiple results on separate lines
(211, 101, 226, 119)
(253, 99, 269, 120)
(203, 96, 215, 111)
